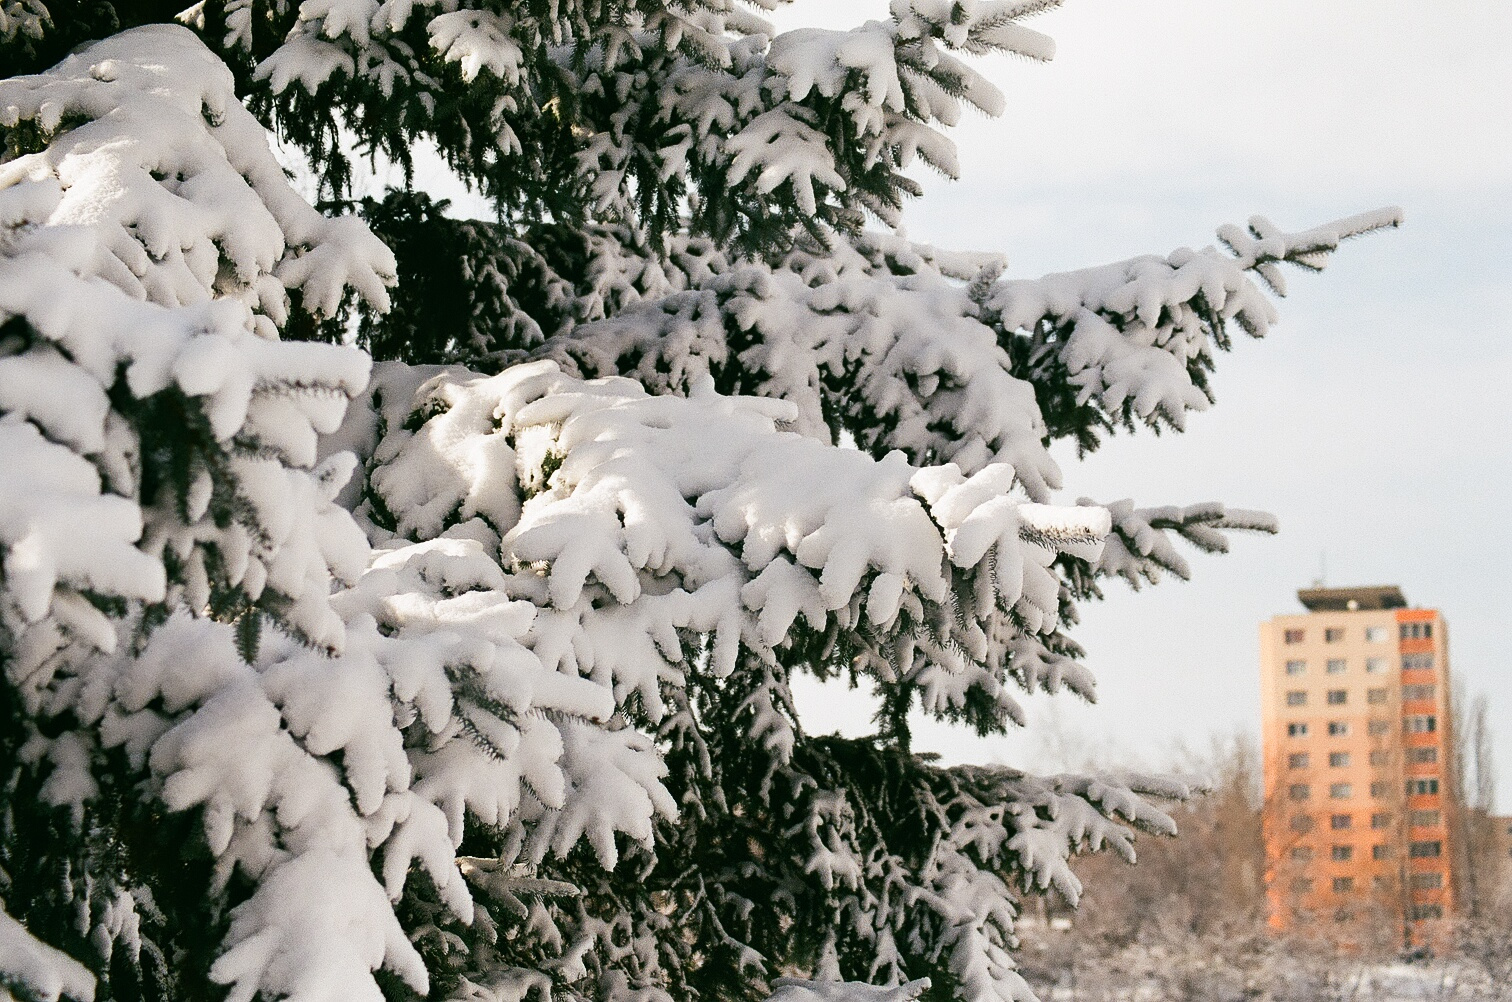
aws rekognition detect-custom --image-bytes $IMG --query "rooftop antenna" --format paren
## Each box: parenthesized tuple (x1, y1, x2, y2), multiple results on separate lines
(1312, 550, 1327, 589)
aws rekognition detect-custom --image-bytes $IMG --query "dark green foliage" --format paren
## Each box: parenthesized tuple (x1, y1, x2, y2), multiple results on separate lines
(7, 1, 1001, 318)
(0, 1, 188, 77)
(0, 682, 229, 1002)
(1001, 319, 1116, 457)
(233, 609, 262, 665)
(355, 190, 558, 364)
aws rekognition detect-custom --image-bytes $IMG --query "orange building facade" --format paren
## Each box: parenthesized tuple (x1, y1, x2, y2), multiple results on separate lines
(1259, 586, 1453, 949)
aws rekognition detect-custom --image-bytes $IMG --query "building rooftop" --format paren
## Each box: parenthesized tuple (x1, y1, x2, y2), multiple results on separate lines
(1297, 585, 1408, 612)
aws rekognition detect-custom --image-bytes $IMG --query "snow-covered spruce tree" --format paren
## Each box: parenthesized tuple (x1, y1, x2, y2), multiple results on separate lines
(0, 3, 1396, 1002)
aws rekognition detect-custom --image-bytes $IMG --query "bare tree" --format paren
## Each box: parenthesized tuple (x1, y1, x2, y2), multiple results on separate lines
(1017, 729, 1509, 1002)
(1449, 687, 1503, 921)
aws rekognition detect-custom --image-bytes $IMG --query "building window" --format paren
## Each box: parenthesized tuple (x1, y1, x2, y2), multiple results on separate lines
(1329, 752, 1350, 768)
(1330, 783, 1353, 799)
(1331, 845, 1353, 861)
(1292, 877, 1315, 892)
(1332, 876, 1355, 893)
(1284, 629, 1305, 645)
(1407, 778, 1440, 796)
(1288, 722, 1309, 737)
(1411, 904, 1444, 920)
(1287, 690, 1308, 707)
(1290, 784, 1311, 801)
(1410, 872, 1443, 890)
(1403, 683, 1437, 701)
(1410, 810, 1441, 827)
(1291, 814, 1314, 833)
(1289, 752, 1310, 769)
(1368, 719, 1390, 736)
(1400, 622, 1433, 640)
(1373, 875, 1392, 891)
(1325, 628, 1345, 643)
(1407, 747, 1438, 764)
(1331, 814, 1352, 830)
(1365, 657, 1387, 673)
(1328, 721, 1349, 736)
(1370, 751, 1391, 766)
(1404, 716, 1437, 734)
(1286, 659, 1306, 675)
(1409, 841, 1442, 858)
(1327, 689, 1348, 705)
(1372, 844, 1390, 860)
(1371, 812, 1392, 829)
(1370, 781, 1389, 798)
(1365, 626, 1388, 643)
(1402, 653, 1434, 669)
(1291, 846, 1313, 861)
(1367, 687, 1388, 704)
(1326, 658, 1347, 674)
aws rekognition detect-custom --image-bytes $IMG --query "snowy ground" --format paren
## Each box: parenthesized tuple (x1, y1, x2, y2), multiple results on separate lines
(1341, 964, 1505, 1002)
(1040, 962, 1506, 1002)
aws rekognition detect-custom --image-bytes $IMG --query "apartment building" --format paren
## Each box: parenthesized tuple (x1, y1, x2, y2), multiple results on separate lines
(1259, 585, 1453, 948)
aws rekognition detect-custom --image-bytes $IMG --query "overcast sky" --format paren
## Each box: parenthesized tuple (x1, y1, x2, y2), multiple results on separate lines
(777, 1, 1512, 805)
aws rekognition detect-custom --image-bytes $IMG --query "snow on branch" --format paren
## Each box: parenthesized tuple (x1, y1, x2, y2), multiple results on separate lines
(0, 24, 393, 318)
(539, 234, 1063, 500)
(0, 903, 95, 1002)
(766, 977, 931, 1002)
(0, 25, 392, 658)
(240, 0, 1066, 245)
(1217, 207, 1403, 295)
(735, 745, 1194, 1002)
(540, 204, 1395, 499)
(23, 512, 675, 1002)
(1087, 499, 1279, 590)
(942, 764, 1193, 908)
(356, 359, 1105, 740)
(751, 0, 1053, 217)
(985, 209, 1399, 447)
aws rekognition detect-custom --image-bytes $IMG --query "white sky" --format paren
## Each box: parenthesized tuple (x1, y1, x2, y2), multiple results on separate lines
(775, 1, 1512, 804)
